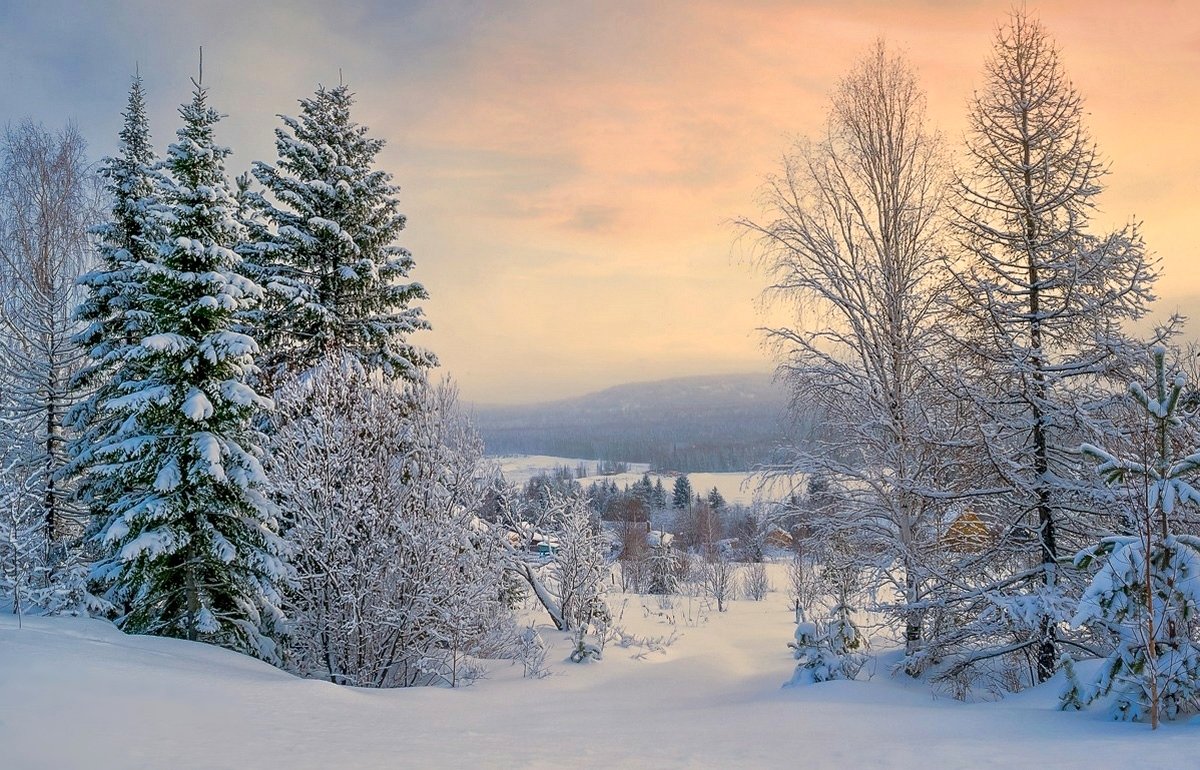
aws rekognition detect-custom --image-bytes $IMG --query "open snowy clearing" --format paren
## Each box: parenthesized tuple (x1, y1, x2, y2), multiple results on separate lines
(3, 569, 1196, 770)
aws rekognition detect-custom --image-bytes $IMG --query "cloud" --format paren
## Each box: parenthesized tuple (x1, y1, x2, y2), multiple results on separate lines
(2, 0, 1197, 402)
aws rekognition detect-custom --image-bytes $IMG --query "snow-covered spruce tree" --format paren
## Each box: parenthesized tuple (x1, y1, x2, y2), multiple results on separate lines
(67, 76, 161, 569)
(646, 536, 681, 596)
(1062, 348, 1200, 725)
(270, 366, 511, 687)
(0, 121, 102, 611)
(91, 80, 287, 660)
(653, 478, 668, 511)
(244, 84, 434, 383)
(740, 40, 955, 671)
(672, 475, 693, 510)
(945, 9, 1158, 685)
(785, 530, 870, 684)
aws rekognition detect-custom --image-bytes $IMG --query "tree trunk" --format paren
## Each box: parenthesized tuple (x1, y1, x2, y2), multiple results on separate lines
(185, 553, 199, 642)
(512, 559, 565, 630)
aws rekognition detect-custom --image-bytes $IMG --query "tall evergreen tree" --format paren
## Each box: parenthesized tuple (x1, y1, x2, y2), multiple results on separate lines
(672, 475, 693, 509)
(69, 76, 160, 541)
(652, 478, 667, 510)
(92, 80, 287, 660)
(245, 83, 434, 382)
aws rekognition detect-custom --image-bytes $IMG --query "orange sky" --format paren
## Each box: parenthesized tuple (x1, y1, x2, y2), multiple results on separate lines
(2, 1, 1198, 402)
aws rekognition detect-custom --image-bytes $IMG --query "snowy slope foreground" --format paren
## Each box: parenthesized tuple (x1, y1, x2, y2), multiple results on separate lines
(3, 574, 1198, 770)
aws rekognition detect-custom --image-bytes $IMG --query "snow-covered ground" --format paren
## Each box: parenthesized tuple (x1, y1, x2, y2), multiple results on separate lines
(492, 454, 792, 506)
(3, 565, 1196, 769)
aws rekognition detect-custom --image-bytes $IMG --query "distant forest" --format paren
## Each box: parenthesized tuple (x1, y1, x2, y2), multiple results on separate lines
(473, 373, 808, 472)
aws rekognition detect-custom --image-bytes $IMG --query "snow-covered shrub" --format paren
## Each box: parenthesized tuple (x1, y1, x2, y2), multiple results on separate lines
(785, 548, 825, 622)
(700, 551, 739, 612)
(0, 485, 39, 618)
(497, 485, 613, 649)
(516, 625, 549, 678)
(270, 365, 513, 687)
(646, 541, 680, 596)
(743, 561, 771, 601)
(0, 464, 100, 618)
(569, 628, 604, 663)
(787, 600, 867, 685)
(547, 493, 611, 661)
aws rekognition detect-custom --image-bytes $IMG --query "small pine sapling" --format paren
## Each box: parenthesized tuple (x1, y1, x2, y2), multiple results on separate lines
(787, 600, 867, 685)
(1064, 347, 1200, 726)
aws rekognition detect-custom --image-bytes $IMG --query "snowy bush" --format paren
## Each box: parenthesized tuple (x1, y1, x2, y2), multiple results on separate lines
(700, 552, 739, 612)
(270, 365, 513, 687)
(743, 561, 771, 601)
(646, 543, 680, 596)
(516, 625, 549, 678)
(787, 600, 867, 685)
(785, 549, 825, 622)
(0, 486, 40, 619)
(548, 493, 611, 661)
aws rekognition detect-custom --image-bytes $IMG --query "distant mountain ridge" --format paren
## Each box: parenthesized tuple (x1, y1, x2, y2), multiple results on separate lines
(472, 373, 800, 472)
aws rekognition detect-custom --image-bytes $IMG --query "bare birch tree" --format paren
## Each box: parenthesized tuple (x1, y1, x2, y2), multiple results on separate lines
(740, 40, 953, 670)
(0, 121, 100, 608)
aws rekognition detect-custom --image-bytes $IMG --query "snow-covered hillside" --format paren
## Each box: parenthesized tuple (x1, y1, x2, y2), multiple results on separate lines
(474, 373, 797, 473)
(3, 571, 1195, 769)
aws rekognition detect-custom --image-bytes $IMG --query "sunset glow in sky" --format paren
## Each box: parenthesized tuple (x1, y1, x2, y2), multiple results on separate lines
(1, 0, 1197, 402)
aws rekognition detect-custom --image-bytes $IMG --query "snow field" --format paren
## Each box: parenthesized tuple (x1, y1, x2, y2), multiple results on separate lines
(3, 562, 1197, 769)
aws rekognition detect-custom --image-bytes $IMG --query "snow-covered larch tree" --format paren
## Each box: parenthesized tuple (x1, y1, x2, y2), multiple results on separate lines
(740, 40, 954, 671)
(946, 8, 1158, 684)
(1063, 347, 1200, 726)
(91, 79, 287, 660)
(244, 83, 434, 384)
